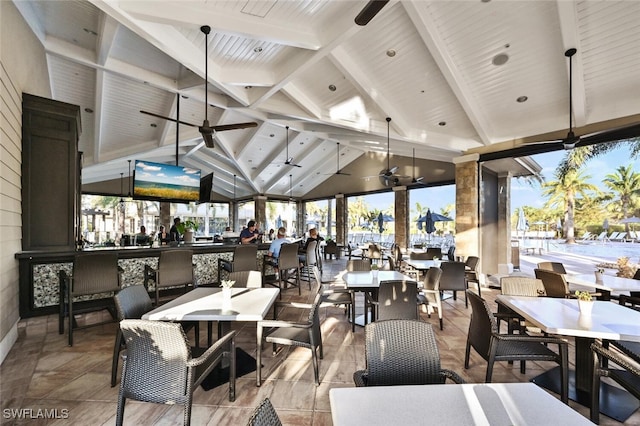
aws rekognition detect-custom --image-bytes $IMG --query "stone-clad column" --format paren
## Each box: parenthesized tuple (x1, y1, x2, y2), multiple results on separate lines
(453, 154, 480, 259)
(498, 173, 512, 266)
(393, 186, 408, 249)
(254, 195, 266, 231)
(336, 194, 346, 246)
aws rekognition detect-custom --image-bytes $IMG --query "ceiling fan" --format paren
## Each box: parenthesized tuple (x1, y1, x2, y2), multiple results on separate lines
(326, 142, 351, 176)
(281, 126, 302, 168)
(410, 148, 424, 184)
(140, 25, 257, 148)
(377, 117, 407, 187)
(525, 48, 640, 150)
(355, 0, 390, 26)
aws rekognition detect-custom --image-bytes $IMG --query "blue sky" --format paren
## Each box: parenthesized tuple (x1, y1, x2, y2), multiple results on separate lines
(356, 142, 639, 216)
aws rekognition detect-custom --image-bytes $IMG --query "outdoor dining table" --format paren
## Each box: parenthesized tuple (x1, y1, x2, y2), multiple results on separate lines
(142, 286, 280, 386)
(342, 270, 414, 326)
(496, 295, 640, 422)
(330, 382, 592, 425)
(565, 273, 640, 300)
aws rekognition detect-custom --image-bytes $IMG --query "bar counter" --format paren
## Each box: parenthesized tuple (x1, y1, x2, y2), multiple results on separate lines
(15, 242, 272, 318)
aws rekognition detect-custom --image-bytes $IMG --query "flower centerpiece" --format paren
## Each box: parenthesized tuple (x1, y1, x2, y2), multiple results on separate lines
(433, 256, 441, 267)
(575, 290, 594, 315)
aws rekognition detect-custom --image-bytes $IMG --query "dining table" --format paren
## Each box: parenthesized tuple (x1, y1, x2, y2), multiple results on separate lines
(496, 295, 640, 422)
(330, 382, 592, 425)
(565, 273, 640, 300)
(342, 270, 414, 326)
(142, 286, 280, 385)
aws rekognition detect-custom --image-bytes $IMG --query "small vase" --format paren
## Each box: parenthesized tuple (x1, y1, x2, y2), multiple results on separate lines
(578, 300, 594, 316)
(371, 270, 378, 279)
(222, 287, 232, 308)
(594, 272, 604, 283)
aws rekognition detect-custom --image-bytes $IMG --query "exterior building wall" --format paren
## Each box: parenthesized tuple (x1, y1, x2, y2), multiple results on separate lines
(0, 0, 53, 363)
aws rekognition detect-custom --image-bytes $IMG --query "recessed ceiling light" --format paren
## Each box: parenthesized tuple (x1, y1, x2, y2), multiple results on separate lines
(181, 95, 189, 99)
(517, 96, 528, 103)
(386, 49, 396, 57)
(245, 86, 252, 89)
(84, 108, 93, 113)
(150, 123, 157, 128)
(438, 121, 446, 126)
(270, 134, 275, 138)
(328, 84, 337, 92)
(492, 53, 509, 66)
(253, 47, 263, 53)
(83, 28, 98, 36)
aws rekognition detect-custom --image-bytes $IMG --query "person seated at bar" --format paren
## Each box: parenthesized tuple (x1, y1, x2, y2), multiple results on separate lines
(135, 225, 150, 245)
(267, 229, 275, 241)
(156, 225, 170, 245)
(266, 227, 288, 266)
(169, 218, 181, 242)
(240, 220, 261, 244)
(302, 228, 324, 251)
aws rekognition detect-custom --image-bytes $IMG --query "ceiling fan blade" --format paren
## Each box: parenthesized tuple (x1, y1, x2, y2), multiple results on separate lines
(577, 123, 640, 147)
(140, 110, 197, 127)
(355, 0, 389, 25)
(336, 170, 351, 176)
(413, 176, 424, 183)
(212, 122, 258, 132)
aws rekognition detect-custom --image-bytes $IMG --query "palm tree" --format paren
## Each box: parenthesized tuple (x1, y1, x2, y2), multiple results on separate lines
(541, 168, 600, 244)
(556, 139, 640, 176)
(602, 165, 640, 232)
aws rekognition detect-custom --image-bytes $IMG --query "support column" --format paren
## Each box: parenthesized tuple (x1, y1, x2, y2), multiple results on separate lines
(498, 173, 512, 266)
(393, 186, 408, 249)
(336, 194, 346, 246)
(159, 201, 171, 232)
(254, 195, 267, 232)
(453, 154, 480, 259)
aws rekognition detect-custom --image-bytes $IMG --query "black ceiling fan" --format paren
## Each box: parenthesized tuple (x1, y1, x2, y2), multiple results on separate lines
(326, 142, 351, 176)
(281, 126, 302, 168)
(140, 25, 257, 148)
(355, 0, 390, 26)
(410, 148, 424, 184)
(525, 48, 640, 150)
(377, 117, 407, 186)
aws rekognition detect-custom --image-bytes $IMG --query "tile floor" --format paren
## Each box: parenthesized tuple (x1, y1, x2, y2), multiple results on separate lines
(1, 257, 639, 425)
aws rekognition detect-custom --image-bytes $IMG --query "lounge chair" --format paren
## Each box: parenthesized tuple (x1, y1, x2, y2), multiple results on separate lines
(579, 231, 594, 241)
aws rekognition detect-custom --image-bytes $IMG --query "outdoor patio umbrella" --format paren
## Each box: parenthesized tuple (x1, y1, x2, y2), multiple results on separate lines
(424, 209, 436, 235)
(620, 216, 640, 232)
(276, 215, 283, 229)
(417, 215, 424, 231)
(377, 212, 385, 235)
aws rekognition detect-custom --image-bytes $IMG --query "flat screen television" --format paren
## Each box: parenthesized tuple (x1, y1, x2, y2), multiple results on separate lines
(199, 172, 214, 203)
(133, 160, 201, 202)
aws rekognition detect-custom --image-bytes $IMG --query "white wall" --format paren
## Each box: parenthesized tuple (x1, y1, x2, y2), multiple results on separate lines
(0, 0, 52, 363)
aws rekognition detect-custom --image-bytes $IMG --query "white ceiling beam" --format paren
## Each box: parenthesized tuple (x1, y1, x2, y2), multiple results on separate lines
(93, 69, 105, 163)
(118, 0, 322, 50)
(556, 0, 586, 127)
(403, 2, 492, 146)
(281, 82, 323, 119)
(96, 14, 118, 65)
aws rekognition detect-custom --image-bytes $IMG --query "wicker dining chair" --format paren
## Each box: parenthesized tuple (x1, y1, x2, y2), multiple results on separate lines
(439, 261, 469, 307)
(346, 259, 372, 271)
(116, 320, 236, 426)
(464, 256, 482, 297)
(496, 276, 545, 334)
(218, 244, 259, 282)
(315, 266, 355, 332)
(536, 261, 567, 274)
(228, 270, 263, 288)
(464, 290, 569, 403)
(417, 267, 444, 330)
(353, 319, 465, 387)
(257, 291, 323, 385)
(247, 398, 282, 426)
(368, 279, 419, 322)
(144, 249, 195, 306)
(111, 285, 153, 387)
(591, 341, 640, 424)
(59, 252, 122, 346)
(534, 269, 570, 298)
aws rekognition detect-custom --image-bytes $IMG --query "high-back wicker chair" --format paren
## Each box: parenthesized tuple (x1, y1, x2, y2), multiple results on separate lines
(372, 280, 419, 322)
(228, 270, 263, 288)
(497, 277, 546, 334)
(316, 266, 355, 332)
(537, 261, 567, 274)
(111, 285, 153, 387)
(116, 320, 236, 426)
(59, 252, 122, 346)
(425, 247, 442, 260)
(257, 291, 323, 385)
(218, 244, 258, 281)
(353, 319, 465, 386)
(346, 259, 371, 271)
(247, 398, 282, 426)
(464, 256, 482, 297)
(144, 249, 195, 305)
(417, 267, 444, 330)
(590, 341, 640, 424)
(464, 290, 569, 403)
(300, 240, 319, 289)
(534, 269, 570, 298)
(276, 243, 302, 296)
(438, 261, 469, 307)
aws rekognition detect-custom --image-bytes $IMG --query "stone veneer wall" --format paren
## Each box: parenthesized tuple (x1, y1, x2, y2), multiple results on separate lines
(336, 194, 346, 246)
(454, 155, 480, 259)
(393, 186, 408, 249)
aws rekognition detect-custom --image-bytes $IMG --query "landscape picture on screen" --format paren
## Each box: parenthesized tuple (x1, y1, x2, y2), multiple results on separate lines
(133, 160, 201, 201)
